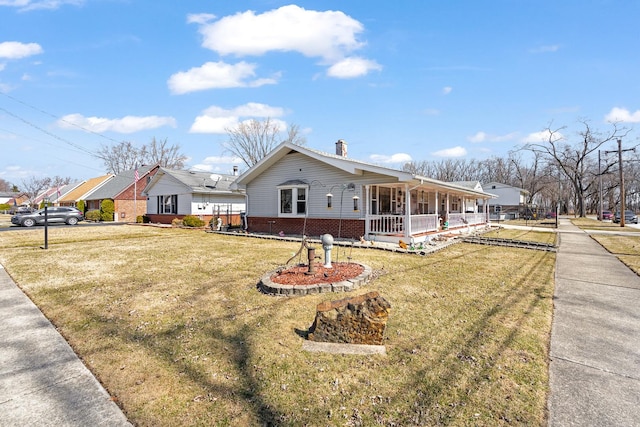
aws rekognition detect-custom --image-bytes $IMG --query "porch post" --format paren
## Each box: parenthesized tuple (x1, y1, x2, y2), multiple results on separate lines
(404, 184, 411, 239)
(365, 184, 370, 239)
(446, 193, 450, 223)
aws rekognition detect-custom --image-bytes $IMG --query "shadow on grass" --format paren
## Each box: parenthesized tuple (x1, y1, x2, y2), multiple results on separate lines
(376, 247, 553, 425)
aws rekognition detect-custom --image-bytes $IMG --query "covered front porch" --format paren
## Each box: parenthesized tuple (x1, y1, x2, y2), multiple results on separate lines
(362, 183, 491, 244)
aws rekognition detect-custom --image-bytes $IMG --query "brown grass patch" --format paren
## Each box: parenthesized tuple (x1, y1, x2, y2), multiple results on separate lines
(0, 225, 555, 426)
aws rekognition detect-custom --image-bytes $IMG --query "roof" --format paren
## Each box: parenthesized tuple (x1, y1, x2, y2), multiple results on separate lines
(232, 141, 494, 198)
(59, 174, 114, 203)
(85, 164, 157, 200)
(142, 167, 241, 195)
(484, 182, 529, 194)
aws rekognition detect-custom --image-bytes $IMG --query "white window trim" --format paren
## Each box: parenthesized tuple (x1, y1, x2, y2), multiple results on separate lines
(277, 184, 308, 217)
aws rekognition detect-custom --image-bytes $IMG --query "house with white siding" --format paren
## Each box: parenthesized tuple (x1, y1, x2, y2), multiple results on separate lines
(482, 182, 530, 220)
(142, 168, 246, 225)
(231, 140, 495, 244)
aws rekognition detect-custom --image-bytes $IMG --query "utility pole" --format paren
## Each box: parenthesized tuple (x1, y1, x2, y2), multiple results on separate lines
(598, 150, 603, 221)
(606, 139, 633, 227)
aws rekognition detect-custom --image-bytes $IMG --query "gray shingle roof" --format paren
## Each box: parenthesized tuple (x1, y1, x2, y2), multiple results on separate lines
(158, 168, 238, 193)
(86, 165, 156, 200)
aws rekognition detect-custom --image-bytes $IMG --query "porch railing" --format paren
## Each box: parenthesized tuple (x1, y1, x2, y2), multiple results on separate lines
(368, 214, 405, 235)
(410, 214, 439, 234)
(368, 213, 486, 237)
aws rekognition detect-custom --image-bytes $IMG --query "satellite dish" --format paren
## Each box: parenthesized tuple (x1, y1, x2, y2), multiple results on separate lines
(209, 174, 222, 181)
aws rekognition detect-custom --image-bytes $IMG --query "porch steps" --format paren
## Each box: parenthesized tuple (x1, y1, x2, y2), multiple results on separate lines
(461, 236, 557, 252)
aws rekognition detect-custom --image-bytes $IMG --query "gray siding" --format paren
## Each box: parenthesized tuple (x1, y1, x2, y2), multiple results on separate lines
(246, 152, 398, 219)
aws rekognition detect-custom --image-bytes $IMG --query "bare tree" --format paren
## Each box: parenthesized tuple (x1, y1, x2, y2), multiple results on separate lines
(96, 141, 139, 174)
(140, 137, 187, 169)
(96, 138, 187, 173)
(522, 119, 630, 217)
(20, 176, 51, 207)
(0, 178, 12, 192)
(224, 118, 306, 168)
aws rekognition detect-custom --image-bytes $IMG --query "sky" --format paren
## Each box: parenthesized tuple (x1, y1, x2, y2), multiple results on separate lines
(1, 0, 640, 184)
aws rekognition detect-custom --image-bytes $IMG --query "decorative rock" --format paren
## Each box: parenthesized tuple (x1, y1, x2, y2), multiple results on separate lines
(308, 291, 391, 345)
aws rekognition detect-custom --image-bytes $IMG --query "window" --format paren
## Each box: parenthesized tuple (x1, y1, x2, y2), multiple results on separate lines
(278, 186, 307, 216)
(370, 186, 378, 214)
(157, 195, 177, 214)
(297, 188, 306, 214)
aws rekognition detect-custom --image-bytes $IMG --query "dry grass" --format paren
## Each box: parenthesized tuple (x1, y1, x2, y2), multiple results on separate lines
(0, 225, 555, 426)
(570, 216, 640, 232)
(590, 233, 640, 275)
(482, 228, 557, 245)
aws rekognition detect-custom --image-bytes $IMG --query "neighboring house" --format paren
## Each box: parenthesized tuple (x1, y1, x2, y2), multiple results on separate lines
(482, 182, 531, 220)
(231, 140, 495, 244)
(84, 165, 159, 222)
(0, 192, 29, 208)
(142, 168, 246, 225)
(49, 182, 84, 206)
(58, 174, 114, 208)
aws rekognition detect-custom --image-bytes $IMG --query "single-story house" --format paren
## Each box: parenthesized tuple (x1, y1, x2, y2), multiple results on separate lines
(84, 164, 159, 221)
(58, 174, 114, 208)
(142, 168, 246, 225)
(231, 140, 495, 244)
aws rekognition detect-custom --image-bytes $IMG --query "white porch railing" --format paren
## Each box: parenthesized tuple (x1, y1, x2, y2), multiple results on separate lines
(368, 213, 487, 237)
(448, 213, 466, 228)
(410, 214, 439, 234)
(465, 213, 485, 225)
(368, 214, 405, 235)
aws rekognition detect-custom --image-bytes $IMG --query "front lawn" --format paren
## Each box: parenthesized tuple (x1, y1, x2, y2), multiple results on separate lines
(0, 226, 555, 426)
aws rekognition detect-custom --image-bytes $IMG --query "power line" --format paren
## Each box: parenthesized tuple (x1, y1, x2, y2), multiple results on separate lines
(0, 90, 122, 145)
(0, 105, 95, 155)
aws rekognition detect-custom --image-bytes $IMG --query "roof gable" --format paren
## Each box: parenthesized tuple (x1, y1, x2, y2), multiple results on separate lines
(143, 167, 240, 195)
(232, 141, 414, 188)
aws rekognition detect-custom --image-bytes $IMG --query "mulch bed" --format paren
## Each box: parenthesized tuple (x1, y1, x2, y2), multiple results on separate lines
(270, 262, 364, 286)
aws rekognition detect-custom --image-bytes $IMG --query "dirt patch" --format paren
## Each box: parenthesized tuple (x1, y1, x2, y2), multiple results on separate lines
(270, 262, 364, 286)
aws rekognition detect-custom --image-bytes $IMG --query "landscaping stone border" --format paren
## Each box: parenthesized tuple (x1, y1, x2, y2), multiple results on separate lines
(258, 263, 373, 296)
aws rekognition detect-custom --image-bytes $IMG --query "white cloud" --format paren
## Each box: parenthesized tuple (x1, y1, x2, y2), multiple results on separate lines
(605, 107, 640, 123)
(1, 0, 84, 12)
(468, 131, 518, 143)
(522, 129, 562, 144)
(369, 153, 412, 164)
(191, 4, 379, 79)
(186, 13, 215, 25)
(190, 102, 286, 134)
(192, 155, 243, 173)
(0, 41, 43, 59)
(530, 44, 560, 53)
(432, 146, 467, 157)
(57, 113, 177, 134)
(327, 57, 382, 78)
(167, 61, 278, 94)
(442, 86, 452, 95)
(198, 5, 363, 60)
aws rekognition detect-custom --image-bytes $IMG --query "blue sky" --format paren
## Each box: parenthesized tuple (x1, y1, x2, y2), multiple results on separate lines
(1, 0, 639, 183)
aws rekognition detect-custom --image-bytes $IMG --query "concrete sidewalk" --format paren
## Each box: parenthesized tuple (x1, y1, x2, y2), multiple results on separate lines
(548, 218, 640, 426)
(0, 264, 130, 426)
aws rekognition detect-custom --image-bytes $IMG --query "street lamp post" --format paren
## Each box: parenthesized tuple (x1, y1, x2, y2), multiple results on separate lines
(41, 197, 50, 250)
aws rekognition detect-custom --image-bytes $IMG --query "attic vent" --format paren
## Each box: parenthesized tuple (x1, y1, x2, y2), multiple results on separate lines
(492, 185, 496, 189)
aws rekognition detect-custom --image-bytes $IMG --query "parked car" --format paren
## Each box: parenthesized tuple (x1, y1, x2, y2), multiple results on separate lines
(598, 210, 613, 221)
(545, 212, 557, 219)
(9, 206, 34, 215)
(613, 210, 638, 224)
(11, 206, 84, 227)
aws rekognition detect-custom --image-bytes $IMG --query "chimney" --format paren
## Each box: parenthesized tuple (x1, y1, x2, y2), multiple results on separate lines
(233, 165, 238, 176)
(335, 139, 347, 157)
